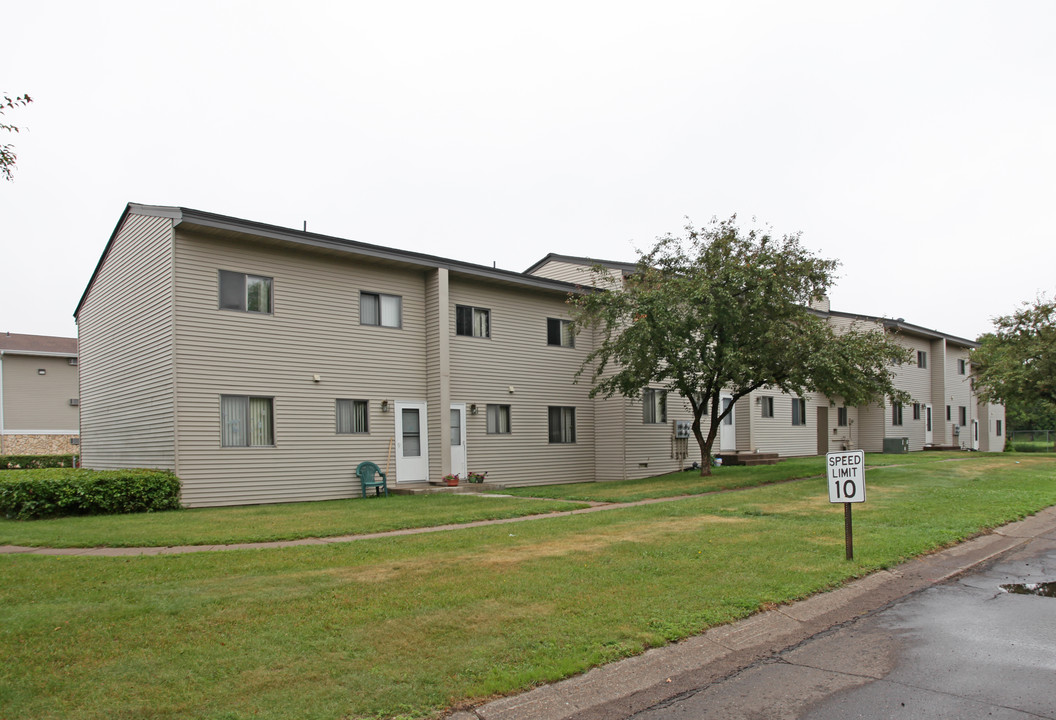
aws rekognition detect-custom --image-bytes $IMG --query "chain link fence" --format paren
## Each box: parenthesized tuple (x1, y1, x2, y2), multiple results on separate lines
(1008, 430, 1055, 452)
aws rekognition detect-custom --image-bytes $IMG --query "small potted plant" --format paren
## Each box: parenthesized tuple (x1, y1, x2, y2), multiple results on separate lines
(466, 471, 487, 484)
(442, 473, 460, 487)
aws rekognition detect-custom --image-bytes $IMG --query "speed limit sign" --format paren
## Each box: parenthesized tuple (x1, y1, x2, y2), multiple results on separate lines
(827, 450, 866, 503)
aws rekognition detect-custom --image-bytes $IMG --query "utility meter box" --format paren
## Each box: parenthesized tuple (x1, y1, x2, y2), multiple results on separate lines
(675, 420, 692, 439)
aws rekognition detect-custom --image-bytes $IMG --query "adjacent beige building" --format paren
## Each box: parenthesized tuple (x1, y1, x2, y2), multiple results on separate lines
(76, 204, 1003, 507)
(0, 333, 80, 456)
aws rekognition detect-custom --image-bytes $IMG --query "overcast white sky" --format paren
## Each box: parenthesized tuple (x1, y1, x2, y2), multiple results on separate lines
(2, 1, 1053, 342)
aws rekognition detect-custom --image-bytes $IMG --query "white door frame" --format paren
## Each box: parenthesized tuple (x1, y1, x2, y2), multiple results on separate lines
(719, 393, 736, 451)
(450, 403, 467, 479)
(971, 419, 979, 450)
(924, 404, 933, 445)
(394, 401, 429, 483)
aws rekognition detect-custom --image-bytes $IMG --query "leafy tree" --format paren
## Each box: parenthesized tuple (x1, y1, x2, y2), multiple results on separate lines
(569, 216, 912, 475)
(973, 296, 1056, 418)
(1004, 397, 1056, 433)
(1, 93, 32, 182)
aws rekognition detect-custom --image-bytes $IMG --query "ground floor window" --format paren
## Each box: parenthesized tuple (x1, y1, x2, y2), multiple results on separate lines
(761, 396, 774, 418)
(791, 398, 806, 426)
(487, 404, 511, 434)
(548, 406, 576, 443)
(643, 388, 667, 423)
(892, 402, 903, 426)
(221, 395, 273, 447)
(837, 406, 848, 427)
(336, 399, 368, 434)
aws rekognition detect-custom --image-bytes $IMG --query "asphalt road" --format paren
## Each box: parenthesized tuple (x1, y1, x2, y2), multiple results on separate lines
(630, 532, 1056, 719)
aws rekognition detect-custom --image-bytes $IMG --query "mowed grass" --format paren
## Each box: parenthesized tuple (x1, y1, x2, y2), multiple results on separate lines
(0, 494, 589, 548)
(1, 455, 1054, 720)
(501, 451, 975, 503)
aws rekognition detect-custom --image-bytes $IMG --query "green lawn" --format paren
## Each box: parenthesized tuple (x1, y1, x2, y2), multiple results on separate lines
(1, 454, 1053, 720)
(0, 494, 589, 548)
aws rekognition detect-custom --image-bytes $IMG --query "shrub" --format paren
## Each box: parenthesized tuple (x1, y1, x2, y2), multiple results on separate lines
(0, 468, 182, 520)
(1, 454, 79, 470)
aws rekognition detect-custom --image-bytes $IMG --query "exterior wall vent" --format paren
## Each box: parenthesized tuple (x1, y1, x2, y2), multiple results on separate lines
(69, 398, 80, 406)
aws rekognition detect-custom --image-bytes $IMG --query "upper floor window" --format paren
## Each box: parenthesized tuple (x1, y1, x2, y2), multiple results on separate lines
(761, 396, 774, 418)
(360, 292, 402, 328)
(548, 406, 576, 443)
(336, 399, 369, 434)
(220, 271, 272, 314)
(957, 358, 967, 375)
(917, 351, 927, 369)
(487, 404, 511, 434)
(456, 305, 490, 337)
(643, 388, 667, 424)
(547, 318, 574, 347)
(837, 406, 848, 427)
(892, 402, 904, 426)
(221, 395, 274, 447)
(791, 398, 806, 426)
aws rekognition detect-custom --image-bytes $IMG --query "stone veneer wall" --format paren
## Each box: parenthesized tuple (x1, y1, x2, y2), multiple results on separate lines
(0, 434, 80, 456)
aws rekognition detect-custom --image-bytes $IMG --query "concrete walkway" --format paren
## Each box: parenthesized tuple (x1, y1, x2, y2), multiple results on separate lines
(446, 505, 1056, 720)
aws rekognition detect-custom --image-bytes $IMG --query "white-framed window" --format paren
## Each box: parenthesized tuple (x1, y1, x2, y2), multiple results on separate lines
(959, 406, 967, 426)
(996, 419, 1003, 436)
(957, 358, 967, 375)
(219, 271, 272, 314)
(486, 404, 511, 434)
(360, 292, 402, 328)
(336, 399, 369, 434)
(791, 398, 806, 426)
(892, 402, 904, 426)
(547, 318, 574, 348)
(643, 388, 667, 424)
(761, 396, 774, 418)
(456, 305, 490, 337)
(548, 406, 576, 443)
(912, 402, 921, 421)
(837, 406, 848, 427)
(917, 351, 927, 369)
(221, 395, 274, 447)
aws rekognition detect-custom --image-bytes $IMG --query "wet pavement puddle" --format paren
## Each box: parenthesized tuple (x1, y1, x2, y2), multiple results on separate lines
(1000, 582, 1056, 597)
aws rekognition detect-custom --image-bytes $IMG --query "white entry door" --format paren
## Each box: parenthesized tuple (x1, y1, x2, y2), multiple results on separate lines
(971, 420, 979, 450)
(925, 404, 933, 445)
(450, 404, 467, 479)
(720, 394, 736, 451)
(394, 401, 429, 483)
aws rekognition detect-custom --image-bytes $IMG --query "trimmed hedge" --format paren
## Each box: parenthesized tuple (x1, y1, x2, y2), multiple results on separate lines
(0, 469, 182, 520)
(1, 454, 79, 470)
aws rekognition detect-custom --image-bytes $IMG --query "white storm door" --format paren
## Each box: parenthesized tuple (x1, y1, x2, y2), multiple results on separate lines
(394, 401, 429, 483)
(925, 404, 934, 445)
(720, 394, 736, 451)
(450, 404, 467, 479)
(972, 420, 980, 450)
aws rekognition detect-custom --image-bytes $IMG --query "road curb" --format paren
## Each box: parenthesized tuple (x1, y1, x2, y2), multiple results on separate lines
(448, 505, 1056, 720)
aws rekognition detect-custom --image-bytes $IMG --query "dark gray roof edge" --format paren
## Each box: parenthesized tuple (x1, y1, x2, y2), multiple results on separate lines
(828, 310, 979, 348)
(75, 204, 584, 320)
(525, 252, 639, 276)
(170, 206, 583, 293)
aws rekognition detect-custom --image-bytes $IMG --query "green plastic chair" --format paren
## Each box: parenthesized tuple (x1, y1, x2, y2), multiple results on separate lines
(356, 461, 389, 498)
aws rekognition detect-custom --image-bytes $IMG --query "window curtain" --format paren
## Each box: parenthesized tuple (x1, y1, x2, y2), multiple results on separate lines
(221, 395, 248, 446)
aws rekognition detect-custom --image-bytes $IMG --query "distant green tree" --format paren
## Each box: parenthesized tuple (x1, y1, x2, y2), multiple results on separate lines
(569, 216, 912, 475)
(973, 296, 1056, 420)
(1004, 398, 1056, 432)
(1, 93, 32, 181)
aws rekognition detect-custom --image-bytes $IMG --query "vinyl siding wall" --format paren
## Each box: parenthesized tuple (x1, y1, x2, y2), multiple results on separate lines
(171, 230, 429, 506)
(528, 259, 622, 288)
(977, 402, 1006, 452)
(746, 390, 826, 457)
(78, 213, 176, 469)
(947, 346, 974, 448)
(448, 279, 595, 486)
(1, 355, 80, 432)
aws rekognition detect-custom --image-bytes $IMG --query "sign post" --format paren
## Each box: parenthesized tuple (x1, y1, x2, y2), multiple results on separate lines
(827, 450, 865, 560)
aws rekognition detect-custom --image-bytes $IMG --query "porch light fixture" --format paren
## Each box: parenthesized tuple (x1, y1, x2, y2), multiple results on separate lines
(470, 404, 478, 415)
(38, 368, 46, 375)
(380, 400, 390, 413)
